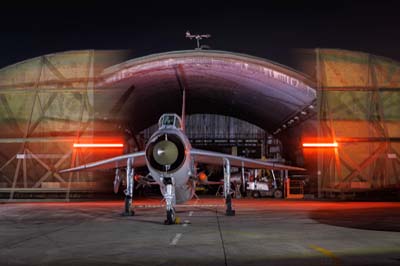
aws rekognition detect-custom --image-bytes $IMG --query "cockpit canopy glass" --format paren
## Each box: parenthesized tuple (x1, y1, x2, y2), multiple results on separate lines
(158, 114, 182, 129)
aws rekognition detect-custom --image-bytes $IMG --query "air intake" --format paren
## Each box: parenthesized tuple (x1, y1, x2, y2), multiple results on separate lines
(146, 133, 185, 172)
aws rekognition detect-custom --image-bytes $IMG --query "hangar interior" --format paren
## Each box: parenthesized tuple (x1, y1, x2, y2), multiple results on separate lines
(0, 49, 399, 199)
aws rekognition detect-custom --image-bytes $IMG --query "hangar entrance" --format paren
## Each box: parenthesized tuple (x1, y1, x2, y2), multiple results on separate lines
(0, 49, 316, 199)
(141, 114, 267, 159)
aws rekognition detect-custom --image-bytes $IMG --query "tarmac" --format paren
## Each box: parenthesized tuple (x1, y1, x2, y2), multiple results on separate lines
(1, 197, 400, 266)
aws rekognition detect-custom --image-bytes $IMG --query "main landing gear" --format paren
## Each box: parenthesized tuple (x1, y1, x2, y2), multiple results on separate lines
(122, 157, 135, 216)
(223, 158, 236, 216)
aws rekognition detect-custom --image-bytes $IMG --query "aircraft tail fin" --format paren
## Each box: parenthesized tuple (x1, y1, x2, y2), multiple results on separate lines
(181, 85, 186, 132)
(175, 65, 186, 132)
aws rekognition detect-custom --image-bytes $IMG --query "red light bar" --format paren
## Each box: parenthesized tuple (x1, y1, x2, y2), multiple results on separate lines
(303, 142, 338, 148)
(73, 143, 124, 148)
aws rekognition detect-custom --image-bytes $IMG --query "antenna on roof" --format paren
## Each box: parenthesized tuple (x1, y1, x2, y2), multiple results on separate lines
(185, 31, 211, 50)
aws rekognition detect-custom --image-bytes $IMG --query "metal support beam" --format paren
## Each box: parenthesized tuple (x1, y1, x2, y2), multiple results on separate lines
(22, 149, 27, 188)
(110, 85, 136, 116)
(9, 159, 21, 200)
(0, 154, 16, 172)
(26, 149, 66, 185)
(27, 92, 59, 136)
(343, 143, 387, 182)
(284, 169, 289, 198)
(43, 56, 67, 81)
(32, 151, 71, 188)
(241, 162, 246, 194)
(0, 95, 24, 135)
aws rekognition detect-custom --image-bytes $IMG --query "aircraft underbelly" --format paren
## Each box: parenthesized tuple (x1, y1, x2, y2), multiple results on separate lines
(175, 182, 195, 204)
(149, 158, 193, 204)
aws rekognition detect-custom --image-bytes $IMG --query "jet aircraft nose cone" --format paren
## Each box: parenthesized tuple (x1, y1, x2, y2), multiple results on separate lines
(146, 132, 186, 173)
(153, 140, 178, 166)
(157, 149, 165, 156)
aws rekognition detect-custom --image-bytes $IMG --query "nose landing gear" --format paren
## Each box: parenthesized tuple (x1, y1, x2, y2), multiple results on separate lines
(163, 177, 179, 225)
(165, 208, 177, 225)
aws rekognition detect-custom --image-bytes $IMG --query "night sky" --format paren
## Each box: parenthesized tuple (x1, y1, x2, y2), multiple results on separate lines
(1, 1, 399, 69)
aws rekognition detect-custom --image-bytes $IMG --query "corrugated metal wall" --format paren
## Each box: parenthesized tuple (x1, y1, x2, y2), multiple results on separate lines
(298, 49, 400, 194)
(142, 114, 265, 140)
(0, 50, 129, 197)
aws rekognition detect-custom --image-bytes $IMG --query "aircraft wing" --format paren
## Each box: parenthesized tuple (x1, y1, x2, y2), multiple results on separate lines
(59, 151, 146, 173)
(191, 149, 305, 171)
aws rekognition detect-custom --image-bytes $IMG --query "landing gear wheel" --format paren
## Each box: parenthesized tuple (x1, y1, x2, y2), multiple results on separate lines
(273, 189, 283, 199)
(225, 195, 236, 216)
(122, 196, 135, 216)
(164, 209, 176, 225)
(226, 208, 236, 216)
(122, 210, 135, 216)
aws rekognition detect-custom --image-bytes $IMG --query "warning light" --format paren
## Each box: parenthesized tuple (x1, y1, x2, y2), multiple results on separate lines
(302, 142, 338, 148)
(73, 143, 124, 148)
(198, 172, 208, 182)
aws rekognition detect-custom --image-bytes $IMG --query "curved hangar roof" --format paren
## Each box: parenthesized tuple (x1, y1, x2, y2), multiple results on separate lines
(97, 50, 316, 133)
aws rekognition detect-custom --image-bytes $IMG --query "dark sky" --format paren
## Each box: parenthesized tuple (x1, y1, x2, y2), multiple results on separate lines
(1, 1, 399, 68)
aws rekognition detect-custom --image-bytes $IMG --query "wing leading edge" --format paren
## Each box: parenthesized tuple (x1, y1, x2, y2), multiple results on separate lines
(59, 148, 305, 174)
(190, 148, 305, 171)
(59, 151, 146, 173)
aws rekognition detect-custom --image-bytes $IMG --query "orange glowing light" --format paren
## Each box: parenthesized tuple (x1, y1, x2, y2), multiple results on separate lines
(198, 172, 208, 182)
(302, 142, 338, 148)
(73, 143, 124, 148)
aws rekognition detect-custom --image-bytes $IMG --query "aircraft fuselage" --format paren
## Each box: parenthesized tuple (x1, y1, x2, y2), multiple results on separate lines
(145, 126, 195, 204)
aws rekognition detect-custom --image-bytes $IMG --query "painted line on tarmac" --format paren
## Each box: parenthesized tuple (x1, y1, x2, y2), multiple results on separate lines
(170, 233, 182, 246)
(309, 244, 342, 266)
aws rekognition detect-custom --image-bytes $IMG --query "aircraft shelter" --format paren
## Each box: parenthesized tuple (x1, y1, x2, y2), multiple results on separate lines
(0, 49, 399, 199)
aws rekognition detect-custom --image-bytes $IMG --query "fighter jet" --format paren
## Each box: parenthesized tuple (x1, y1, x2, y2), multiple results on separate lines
(60, 107, 304, 225)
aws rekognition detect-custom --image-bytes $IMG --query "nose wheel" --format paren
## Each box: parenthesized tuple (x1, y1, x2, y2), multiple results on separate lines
(164, 208, 176, 225)
(163, 178, 178, 224)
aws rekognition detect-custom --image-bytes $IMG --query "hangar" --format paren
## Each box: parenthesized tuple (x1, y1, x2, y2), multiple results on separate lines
(0, 49, 399, 199)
